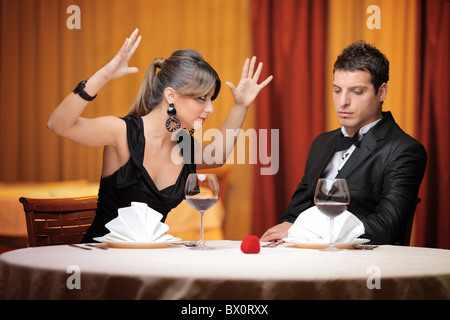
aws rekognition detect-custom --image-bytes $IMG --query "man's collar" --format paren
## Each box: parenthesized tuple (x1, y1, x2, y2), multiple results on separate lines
(341, 116, 383, 139)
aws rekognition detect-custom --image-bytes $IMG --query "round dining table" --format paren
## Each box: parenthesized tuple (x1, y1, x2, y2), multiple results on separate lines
(1, 240, 449, 300)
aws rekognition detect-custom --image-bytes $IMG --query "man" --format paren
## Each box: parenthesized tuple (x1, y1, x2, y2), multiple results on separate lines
(261, 40, 427, 245)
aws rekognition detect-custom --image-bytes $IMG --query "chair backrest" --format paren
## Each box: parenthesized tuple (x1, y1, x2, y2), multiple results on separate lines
(401, 198, 421, 246)
(19, 196, 97, 247)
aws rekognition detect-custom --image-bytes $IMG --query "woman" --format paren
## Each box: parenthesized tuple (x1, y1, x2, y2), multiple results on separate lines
(47, 29, 273, 242)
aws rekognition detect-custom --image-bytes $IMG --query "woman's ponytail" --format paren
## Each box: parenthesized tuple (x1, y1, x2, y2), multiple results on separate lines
(128, 57, 165, 116)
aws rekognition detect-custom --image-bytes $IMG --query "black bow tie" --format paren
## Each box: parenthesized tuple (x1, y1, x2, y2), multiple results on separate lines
(336, 134, 360, 151)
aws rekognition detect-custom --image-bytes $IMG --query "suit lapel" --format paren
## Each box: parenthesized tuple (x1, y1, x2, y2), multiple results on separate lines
(335, 133, 378, 179)
(313, 132, 340, 181)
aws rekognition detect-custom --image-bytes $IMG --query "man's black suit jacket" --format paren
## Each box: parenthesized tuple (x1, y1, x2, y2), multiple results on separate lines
(279, 112, 427, 245)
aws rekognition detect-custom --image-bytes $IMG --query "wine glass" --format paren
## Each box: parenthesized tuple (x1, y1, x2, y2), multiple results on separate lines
(314, 178, 350, 251)
(185, 173, 220, 250)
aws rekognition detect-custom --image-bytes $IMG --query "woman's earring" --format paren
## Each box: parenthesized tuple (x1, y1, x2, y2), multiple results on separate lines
(165, 103, 181, 132)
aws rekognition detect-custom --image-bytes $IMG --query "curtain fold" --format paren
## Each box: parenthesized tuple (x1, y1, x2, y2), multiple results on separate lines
(414, 0, 450, 249)
(2, 0, 448, 247)
(251, 0, 327, 236)
(326, 0, 424, 245)
(326, 0, 417, 136)
(0, 0, 251, 183)
(250, 0, 430, 242)
(0, 0, 253, 240)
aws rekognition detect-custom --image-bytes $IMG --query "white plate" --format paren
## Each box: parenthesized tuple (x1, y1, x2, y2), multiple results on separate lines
(283, 238, 370, 249)
(100, 237, 182, 249)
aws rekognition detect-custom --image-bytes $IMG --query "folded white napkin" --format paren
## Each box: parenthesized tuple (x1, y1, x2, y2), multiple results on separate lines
(285, 206, 365, 243)
(94, 202, 174, 242)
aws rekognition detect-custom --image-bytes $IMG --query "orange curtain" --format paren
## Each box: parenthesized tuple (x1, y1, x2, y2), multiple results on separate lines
(0, 0, 253, 239)
(2, 0, 449, 247)
(326, 0, 417, 136)
(251, 0, 327, 236)
(326, 0, 425, 245)
(250, 0, 438, 245)
(0, 0, 251, 181)
(414, 0, 450, 249)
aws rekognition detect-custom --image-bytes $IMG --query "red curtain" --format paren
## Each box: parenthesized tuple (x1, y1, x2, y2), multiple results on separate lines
(250, 0, 327, 236)
(414, 0, 450, 249)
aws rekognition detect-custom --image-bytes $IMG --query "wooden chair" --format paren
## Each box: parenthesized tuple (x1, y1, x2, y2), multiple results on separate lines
(19, 196, 97, 247)
(401, 198, 421, 246)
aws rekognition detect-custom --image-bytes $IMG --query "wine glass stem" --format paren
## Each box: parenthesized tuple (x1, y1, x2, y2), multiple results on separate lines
(330, 217, 335, 249)
(199, 210, 205, 249)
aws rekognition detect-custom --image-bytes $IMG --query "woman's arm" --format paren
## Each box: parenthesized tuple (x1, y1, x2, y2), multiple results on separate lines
(47, 28, 141, 147)
(197, 57, 273, 169)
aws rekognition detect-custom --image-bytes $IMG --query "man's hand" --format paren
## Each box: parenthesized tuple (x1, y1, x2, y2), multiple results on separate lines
(260, 222, 293, 242)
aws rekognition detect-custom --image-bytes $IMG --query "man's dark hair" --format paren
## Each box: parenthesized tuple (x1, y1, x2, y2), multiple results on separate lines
(333, 40, 389, 94)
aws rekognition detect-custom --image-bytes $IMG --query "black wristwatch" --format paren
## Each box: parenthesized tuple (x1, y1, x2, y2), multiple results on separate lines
(73, 79, 97, 101)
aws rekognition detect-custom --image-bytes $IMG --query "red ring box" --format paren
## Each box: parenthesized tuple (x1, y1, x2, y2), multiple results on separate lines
(240, 235, 260, 254)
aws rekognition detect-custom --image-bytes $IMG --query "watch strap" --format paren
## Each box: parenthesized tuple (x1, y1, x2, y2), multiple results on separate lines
(73, 79, 97, 101)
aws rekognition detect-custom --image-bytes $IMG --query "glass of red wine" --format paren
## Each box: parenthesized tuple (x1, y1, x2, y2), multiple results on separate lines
(185, 173, 220, 250)
(314, 178, 350, 251)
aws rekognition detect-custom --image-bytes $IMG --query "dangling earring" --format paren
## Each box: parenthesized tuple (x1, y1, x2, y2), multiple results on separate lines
(165, 103, 181, 132)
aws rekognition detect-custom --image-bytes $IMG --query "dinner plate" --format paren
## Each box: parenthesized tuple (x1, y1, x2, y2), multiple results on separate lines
(283, 238, 370, 249)
(99, 237, 182, 249)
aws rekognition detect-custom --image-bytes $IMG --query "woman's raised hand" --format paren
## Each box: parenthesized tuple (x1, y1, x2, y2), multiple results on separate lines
(226, 57, 273, 108)
(102, 28, 142, 80)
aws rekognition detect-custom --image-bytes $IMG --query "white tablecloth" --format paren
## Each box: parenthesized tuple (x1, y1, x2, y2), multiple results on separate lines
(1, 241, 450, 299)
